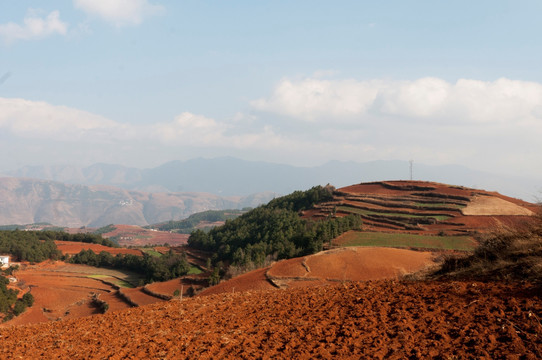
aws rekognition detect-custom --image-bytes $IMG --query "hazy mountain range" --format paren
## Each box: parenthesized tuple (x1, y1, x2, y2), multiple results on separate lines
(5, 157, 541, 201)
(0, 157, 540, 227)
(0, 177, 275, 228)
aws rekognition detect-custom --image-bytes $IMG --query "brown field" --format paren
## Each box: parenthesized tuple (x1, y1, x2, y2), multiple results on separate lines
(2, 262, 139, 327)
(120, 288, 164, 307)
(462, 195, 534, 216)
(202, 247, 437, 295)
(54, 241, 143, 256)
(305, 247, 435, 280)
(102, 224, 189, 246)
(0, 280, 540, 358)
(145, 276, 207, 298)
(199, 267, 276, 296)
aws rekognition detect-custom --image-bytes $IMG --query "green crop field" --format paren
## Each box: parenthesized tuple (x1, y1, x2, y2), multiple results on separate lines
(87, 274, 135, 288)
(139, 248, 163, 257)
(338, 206, 451, 221)
(335, 231, 476, 251)
(188, 265, 203, 275)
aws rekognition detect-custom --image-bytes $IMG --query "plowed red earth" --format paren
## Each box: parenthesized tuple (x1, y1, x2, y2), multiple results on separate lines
(0, 280, 540, 359)
(54, 241, 143, 256)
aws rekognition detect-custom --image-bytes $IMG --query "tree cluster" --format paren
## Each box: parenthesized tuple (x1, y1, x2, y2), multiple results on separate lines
(0, 276, 34, 321)
(150, 209, 247, 233)
(0, 231, 61, 262)
(37, 231, 119, 248)
(69, 249, 190, 283)
(188, 186, 361, 270)
(266, 185, 334, 212)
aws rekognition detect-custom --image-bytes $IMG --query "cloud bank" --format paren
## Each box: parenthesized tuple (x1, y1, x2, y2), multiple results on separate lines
(252, 77, 542, 126)
(1, 75, 541, 177)
(0, 10, 68, 44)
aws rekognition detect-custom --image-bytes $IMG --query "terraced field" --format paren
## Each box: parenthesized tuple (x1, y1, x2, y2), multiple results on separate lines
(305, 181, 536, 237)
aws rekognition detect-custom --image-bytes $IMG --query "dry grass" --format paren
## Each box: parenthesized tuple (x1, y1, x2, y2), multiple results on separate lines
(433, 207, 542, 284)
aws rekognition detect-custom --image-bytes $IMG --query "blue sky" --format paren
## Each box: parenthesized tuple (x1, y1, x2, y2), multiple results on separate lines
(1, 1, 541, 180)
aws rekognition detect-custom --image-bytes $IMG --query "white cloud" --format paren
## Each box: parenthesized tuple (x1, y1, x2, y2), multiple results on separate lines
(0, 10, 68, 44)
(0, 97, 125, 141)
(74, 0, 164, 27)
(252, 76, 542, 125)
(3, 72, 542, 180)
(251, 78, 381, 121)
(0, 98, 290, 152)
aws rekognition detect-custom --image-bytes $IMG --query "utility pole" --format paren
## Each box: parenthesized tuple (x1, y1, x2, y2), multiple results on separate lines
(409, 160, 413, 181)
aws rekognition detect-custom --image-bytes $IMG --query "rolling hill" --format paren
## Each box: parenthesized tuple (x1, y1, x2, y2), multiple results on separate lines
(305, 180, 537, 236)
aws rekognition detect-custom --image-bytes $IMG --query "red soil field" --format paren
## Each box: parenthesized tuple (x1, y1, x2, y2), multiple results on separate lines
(266, 257, 307, 278)
(121, 288, 164, 307)
(305, 247, 435, 281)
(203, 247, 437, 294)
(54, 241, 143, 256)
(0, 280, 540, 359)
(2, 262, 132, 327)
(199, 267, 276, 296)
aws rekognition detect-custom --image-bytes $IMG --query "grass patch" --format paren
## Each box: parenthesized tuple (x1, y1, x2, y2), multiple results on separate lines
(139, 248, 163, 257)
(338, 206, 451, 221)
(336, 231, 476, 251)
(87, 274, 135, 288)
(113, 280, 135, 288)
(188, 265, 203, 275)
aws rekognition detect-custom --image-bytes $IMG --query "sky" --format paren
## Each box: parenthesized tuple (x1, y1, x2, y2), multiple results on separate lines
(1, 0, 541, 180)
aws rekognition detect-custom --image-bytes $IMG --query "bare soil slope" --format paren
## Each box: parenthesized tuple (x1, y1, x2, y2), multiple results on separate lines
(0, 280, 540, 359)
(201, 247, 437, 295)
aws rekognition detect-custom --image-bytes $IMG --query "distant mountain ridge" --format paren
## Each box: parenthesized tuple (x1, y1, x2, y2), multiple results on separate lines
(5, 157, 542, 201)
(0, 177, 276, 228)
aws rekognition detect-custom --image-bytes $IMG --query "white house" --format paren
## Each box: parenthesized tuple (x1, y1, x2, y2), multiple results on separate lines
(0, 255, 10, 269)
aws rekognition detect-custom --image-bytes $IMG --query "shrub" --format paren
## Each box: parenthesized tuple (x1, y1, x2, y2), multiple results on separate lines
(21, 292, 34, 307)
(434, 207, 542, 284)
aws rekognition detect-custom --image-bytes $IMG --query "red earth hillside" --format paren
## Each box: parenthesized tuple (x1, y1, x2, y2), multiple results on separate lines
(304, 180, 536, 236)
(200, 246, 438, 296)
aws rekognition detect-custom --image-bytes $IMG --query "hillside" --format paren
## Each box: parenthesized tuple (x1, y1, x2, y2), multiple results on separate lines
(306, 180, 536, 236)
(0, 177, 275, 227)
